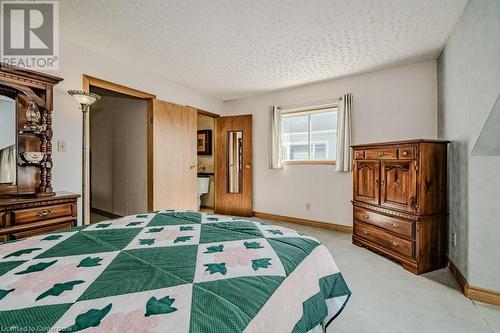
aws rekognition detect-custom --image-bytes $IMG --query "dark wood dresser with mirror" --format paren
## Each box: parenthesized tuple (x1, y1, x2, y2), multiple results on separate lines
(351, 139, 449, 274)
(0, 65, 79, 242)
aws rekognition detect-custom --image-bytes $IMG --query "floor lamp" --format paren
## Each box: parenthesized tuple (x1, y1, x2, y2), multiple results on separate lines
(68, 90, 101, 225)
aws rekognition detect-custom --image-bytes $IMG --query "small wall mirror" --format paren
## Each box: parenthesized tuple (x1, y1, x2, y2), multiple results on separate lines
(0, 95, 17, 185)
(227, 130, 243, 193)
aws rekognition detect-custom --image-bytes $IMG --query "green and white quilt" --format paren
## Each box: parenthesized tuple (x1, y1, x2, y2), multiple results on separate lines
(0, 211, 350, 332)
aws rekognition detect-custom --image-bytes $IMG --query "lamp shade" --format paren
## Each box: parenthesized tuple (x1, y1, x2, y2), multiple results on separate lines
(67, 90, 101, 106)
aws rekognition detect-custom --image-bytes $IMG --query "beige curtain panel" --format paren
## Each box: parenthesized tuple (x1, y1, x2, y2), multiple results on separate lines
(269, 105, 283, 169)
(335, 93, 353, 172)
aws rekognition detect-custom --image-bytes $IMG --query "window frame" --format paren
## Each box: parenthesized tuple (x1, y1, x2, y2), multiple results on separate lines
(281, 106, 337, 165)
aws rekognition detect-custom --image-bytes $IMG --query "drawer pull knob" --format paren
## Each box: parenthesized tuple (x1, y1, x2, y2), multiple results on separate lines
(392, 222, 400, 228)
(402, 151, 408, 156)
(391, 240, 399, 247)
(364, 214, 369, 220)
(363, 229, 368, 235)
(38, 210, 52, 218)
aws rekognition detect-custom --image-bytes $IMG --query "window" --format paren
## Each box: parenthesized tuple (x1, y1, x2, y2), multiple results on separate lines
(282, 107, 337, 163)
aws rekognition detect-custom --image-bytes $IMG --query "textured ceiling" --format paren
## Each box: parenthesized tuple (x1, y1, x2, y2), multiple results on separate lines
(60, 0, 467, 100)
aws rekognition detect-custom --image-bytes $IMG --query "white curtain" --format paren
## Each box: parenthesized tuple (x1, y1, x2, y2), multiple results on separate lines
(335, 93, 353, 172)
(269, 105, 283, 169)
(0, 145, 16, 184)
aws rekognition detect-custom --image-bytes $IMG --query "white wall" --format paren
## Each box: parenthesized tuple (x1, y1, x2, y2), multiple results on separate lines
(47, 39, 224, 224)
(90, 95, 148, 216)
(438, 0, 500, 291)
(224, 61, 438, 226)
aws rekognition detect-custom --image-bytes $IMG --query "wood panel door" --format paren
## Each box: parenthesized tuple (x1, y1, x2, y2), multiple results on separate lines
(353, 160, 380, 205)
(152, 100, 197, 211)
(215, 115, 253, 216)
(380, 160, 417, 213)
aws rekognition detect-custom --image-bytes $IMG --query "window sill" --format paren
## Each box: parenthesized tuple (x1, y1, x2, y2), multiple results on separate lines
(283, 160, 336, 165)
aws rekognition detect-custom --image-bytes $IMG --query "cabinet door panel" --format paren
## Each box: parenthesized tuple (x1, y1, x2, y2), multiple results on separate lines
(380, 160, 417, 212)
(353, 160, 379, 205)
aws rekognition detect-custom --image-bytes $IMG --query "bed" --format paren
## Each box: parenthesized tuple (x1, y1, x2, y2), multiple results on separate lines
(0, 211, 350, 332)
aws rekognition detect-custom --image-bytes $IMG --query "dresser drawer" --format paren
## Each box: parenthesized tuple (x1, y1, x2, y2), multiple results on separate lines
(13, 203, 73, 225)
(10, 221, 74, 240)
(354, 221, 414, 258)
(354, 150, 365, 159)
(353, 207, 413, 238)
(398, 147, 415, 159)
(365, 148, 397, 159)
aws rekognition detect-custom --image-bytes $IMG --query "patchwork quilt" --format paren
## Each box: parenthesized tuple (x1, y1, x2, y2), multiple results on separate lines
(0, 211, 350, 332)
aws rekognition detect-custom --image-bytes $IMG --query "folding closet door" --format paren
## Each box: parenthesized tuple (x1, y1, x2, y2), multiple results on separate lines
(152, 100, 197, 211)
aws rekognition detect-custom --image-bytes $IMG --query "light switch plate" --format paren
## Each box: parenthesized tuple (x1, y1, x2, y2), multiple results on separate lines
(58, 140, 67, 152)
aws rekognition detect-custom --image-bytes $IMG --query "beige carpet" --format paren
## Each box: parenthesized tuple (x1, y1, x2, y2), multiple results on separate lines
(251, 216, 500, 333)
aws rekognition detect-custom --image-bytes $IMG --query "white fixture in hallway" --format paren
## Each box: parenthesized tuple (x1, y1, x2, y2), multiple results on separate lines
(197, 177, 210, 210)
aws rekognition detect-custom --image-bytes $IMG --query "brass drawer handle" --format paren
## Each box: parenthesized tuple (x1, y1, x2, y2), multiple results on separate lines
(38, 210, 52, 219)
(377, 151, 384, 157)
(392, 222, 400, 228)
(391, 240, 399, 247)
(363, 229, 368, 235)
(402, 151, 408, 156)
(363, 214, 369, 220)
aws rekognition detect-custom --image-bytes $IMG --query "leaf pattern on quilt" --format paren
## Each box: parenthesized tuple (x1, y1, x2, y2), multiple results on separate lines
(204, 244, 224, 253)
(179, 226, 194, 231)
(145, 295, 178, 317)
(252, 258, 272, 271)
(206, 217, 219, 221)
(60, 303, 112, 332)
(204, 263, 227, 275)
(77, 257, 103, 268)
(146, 227, 164, 233)
(244, 241, 264, 249)
(0, 288, 14, 301)
(3, 248, 42, 259)
(266, 229, 283, 235)
(139, 239, 155, 246)
(174, 236, 193, 243)
(126, 222, 143, 227)
(42, 234, 63, 241)
(136, 214, 149, 218)
(95, 223, 111, 229)
(36, 280, 85, 301)
(15, 260, 57, 275)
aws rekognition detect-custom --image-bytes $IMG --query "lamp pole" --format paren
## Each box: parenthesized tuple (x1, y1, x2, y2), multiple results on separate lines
(68, 90, 100, 225)
(81, 103, 90, 225)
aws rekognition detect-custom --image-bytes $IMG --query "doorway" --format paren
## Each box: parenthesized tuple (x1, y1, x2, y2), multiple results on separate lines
(83, 75, 155, 224)
(197, 110, 219, 213)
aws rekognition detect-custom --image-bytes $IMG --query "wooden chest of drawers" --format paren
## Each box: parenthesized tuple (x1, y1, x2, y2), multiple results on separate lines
(0, 192, 79, 242)
(351, 140, 449, 274)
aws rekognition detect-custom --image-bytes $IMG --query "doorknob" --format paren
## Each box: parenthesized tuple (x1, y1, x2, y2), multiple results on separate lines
(245, 164, 251, 169)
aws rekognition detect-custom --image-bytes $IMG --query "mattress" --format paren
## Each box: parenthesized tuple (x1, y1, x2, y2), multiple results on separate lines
(0, 211, 350, 332)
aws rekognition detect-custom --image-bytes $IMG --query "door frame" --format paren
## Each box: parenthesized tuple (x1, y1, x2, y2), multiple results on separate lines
(82, 75, 156, 224)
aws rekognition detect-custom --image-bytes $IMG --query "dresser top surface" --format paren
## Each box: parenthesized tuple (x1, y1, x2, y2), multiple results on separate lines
(0, 192, 79, 207)
(351, 139, 450, 148)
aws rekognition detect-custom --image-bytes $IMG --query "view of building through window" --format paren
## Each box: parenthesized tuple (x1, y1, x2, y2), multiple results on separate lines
(282, 108, 337, 161)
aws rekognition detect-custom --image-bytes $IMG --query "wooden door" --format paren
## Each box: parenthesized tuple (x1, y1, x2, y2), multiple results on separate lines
(152, 100, 197, 211)
(353, 160, 380, 205)
(215, 115, 253, 216)
(380, 160, 417, 212)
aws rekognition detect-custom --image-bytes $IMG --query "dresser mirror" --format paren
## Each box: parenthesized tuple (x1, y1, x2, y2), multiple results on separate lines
(0, 93, 17, 186)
